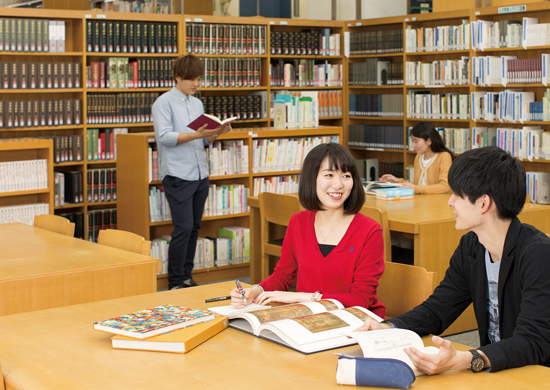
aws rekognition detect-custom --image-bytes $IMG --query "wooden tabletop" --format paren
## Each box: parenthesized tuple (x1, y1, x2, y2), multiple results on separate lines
(0, 281, 548, 390)
(0, 223, 156, 280)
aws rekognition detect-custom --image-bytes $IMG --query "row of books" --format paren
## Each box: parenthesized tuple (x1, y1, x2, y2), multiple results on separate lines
(149, 146, 160, 182)
(87, 58, 175, 90)
(348, 29, 403, 55)
(198, 94, 265, 121)
(527, 171, 550, 204)
(0, 99, 81, 129)
(186, 23, 266, 55)
(272, 92, 319, 129)
(0, 159, 48, 193)
(379, 161, 404, 179)
(151, 237, 169, 274)
(471, 90, 550, 123)
(269, 60, 343, 87)
(355, 158, 379, 182)
(198, 57, 261, 88)
(87, 209, 117, 242)
(348, 125, 404, 150)
(406, 92, 470, 120)
(348, 60, 403, 86)
(434, 127, 470, 154)
(349, 94, 404, 117)
(253, 175, 300, 197)
(149, 186, 171, 222)
(203, 184, 250, 217)
(471, 19, 522, 50)
(101, 0, 173, 14)
(472, 126, 550, 161)
(87, 169, 117, 203)
(405, 21, 470, 52)
(0, 18, 65, 52)
(87, 128, 128, 161)
(44, 135, 83, 164)
(195, 227, 251, 269)
(405, 58, 470, 86)
(86, 20, 178, 54)
(54, 171, 83, 205)
(270, 29, 338, 56)
(251, 135, 339, 173)
(205, 140, 249, 176)
(86, 92, 159, 124)
(0, 203, 49, 226)
(0, 62, 81, 90)
(271, 90, 342, 118)
(58, 212, 84, 239)
(472, 55, 550, 86)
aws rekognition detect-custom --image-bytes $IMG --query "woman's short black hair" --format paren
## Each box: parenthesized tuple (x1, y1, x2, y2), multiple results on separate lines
(411, 121, 453, 158)
(448, 146, 526, 220)
(298, 143, 365, 214)
(172, 54, 204, 80)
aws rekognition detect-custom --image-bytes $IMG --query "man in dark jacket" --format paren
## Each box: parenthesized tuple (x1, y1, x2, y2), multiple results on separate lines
(357, 146, 550, 374)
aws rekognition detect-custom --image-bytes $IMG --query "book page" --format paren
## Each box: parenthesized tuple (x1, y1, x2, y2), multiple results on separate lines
(258, 306, 377, 352)
(347, 329, 439, 372)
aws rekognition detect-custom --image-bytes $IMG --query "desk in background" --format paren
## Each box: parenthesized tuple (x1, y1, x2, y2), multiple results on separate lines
(248, 194, 550, 334)
(0, 281, 548, 390)
(0, 223, 158, 316)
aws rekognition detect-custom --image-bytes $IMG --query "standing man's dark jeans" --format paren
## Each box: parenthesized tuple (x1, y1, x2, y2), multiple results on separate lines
(162, 175, 209, 289)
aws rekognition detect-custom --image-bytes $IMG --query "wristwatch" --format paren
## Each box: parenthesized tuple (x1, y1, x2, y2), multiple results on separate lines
(469, 349, 485, 373)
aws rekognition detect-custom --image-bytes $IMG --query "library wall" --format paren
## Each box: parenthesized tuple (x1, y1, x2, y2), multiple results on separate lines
(361, 0, 408, 19)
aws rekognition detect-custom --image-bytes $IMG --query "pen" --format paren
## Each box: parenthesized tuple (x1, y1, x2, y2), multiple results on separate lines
(235, 279, 247, 305)
(204, 295, 231, 303)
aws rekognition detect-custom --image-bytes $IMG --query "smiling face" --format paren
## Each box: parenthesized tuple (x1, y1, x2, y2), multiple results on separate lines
(176, 75, 201, 96)
(448, 192, 483, 231)
(410, 135, 432, 155)
(316, 157, 353, 211)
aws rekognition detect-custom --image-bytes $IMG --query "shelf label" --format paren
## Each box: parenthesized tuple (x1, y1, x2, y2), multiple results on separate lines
(269, 21, 275, 24)
(85, 14, 91, 19)
(248, 131, 258, 137)
(475, 11, 480, 15)
(194, 18, 203, 22)
(405, 18, 409, 22)
(280, 21, 288, 25)
(356, 22, 362, 26)
(185, 18, 191, 22)
(148, 138, 155, 142)
(412, 17, 416, 21)
(498, 5, 526, 14)
(96, 14, 106, 19)
(347, 23, 351, 27)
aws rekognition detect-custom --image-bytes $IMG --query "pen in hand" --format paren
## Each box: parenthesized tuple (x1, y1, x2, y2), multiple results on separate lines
(235, 279, 247, 305)
(204, 296, 231, 303)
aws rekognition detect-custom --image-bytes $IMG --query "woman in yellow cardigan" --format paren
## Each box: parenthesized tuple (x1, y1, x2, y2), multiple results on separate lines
(380, 121, 453, 194)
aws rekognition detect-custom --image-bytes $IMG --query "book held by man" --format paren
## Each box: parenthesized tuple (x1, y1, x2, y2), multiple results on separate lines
(211, 299, 383, 354)
(93, 305, 215, 340)
(374, 187, 414, 200)
(111, 315, 228, 353)
(187, 113, 237, 131)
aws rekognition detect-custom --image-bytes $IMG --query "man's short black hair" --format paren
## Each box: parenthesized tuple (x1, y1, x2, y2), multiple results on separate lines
(448, 146, 526, 219)
(298, 143, 365, 214)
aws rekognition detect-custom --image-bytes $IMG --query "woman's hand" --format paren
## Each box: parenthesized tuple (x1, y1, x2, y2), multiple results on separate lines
(399, 182, 415, 189)
(230, 286, 262, 308)
(379, 174, 399, 183)
(256, 291, 313, 305)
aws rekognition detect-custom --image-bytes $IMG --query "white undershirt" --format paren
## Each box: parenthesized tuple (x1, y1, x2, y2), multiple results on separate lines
(418, 153, 437, 186)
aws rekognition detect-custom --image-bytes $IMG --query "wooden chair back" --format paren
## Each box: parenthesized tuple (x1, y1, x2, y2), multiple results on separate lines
(97, 229, 151, 256)
(259, 192, 302, 279)
(33, 214, 75, 237)
(0, 359, 4, 390)
(360, 205, 392, 262)
(378, 262, 436, 318)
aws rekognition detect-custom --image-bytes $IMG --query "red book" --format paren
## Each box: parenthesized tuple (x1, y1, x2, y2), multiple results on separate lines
(100, 132, 106, 160)
(110, 132, 114, 160)
(187, 113, 236, 131)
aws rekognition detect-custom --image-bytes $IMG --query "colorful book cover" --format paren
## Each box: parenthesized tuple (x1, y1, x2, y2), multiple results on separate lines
(374, 187, 414, 200)
(93, 305, 215, 340)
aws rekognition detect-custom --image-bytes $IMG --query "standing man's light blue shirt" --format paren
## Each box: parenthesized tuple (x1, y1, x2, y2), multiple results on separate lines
(152, 87, 209, 181)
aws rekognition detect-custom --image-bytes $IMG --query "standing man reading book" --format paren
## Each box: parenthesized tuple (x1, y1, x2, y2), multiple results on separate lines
(153, 54, 230, 290)
(357, 146, 550, 374)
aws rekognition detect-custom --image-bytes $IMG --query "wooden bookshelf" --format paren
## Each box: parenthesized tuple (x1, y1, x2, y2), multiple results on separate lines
(116, 126, 342, 289)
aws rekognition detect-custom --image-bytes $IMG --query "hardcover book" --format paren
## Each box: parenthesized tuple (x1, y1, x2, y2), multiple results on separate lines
(111, 315, 228, 354)
(94, 305, 215, 340)
(187, 113, 236, 131)
(209, 299, 383, 354)
(374, 187, 414, 200)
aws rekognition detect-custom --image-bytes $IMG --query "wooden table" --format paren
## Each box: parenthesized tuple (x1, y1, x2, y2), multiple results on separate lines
(0, 223, 158, 316)
(0, 281, 548, 390)
(248, 194, 550, 334)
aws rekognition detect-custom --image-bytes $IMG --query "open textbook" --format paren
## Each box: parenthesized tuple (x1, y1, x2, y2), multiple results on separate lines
(363, 181, 398, 195)
(343, 329, 440, 376)
(211, 299, 383, 354)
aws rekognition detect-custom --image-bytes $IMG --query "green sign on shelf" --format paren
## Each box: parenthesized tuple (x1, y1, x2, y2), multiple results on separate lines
(498, 5, 526, 14)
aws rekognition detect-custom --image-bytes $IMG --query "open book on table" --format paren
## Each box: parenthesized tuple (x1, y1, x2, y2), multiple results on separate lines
(343, 329, 439, 376)
(187, 113, 237, 131)
(363, 181, 398, 195)
(210, 299, 384, 354)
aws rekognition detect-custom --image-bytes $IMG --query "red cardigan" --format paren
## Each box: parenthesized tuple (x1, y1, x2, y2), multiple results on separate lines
(260, 210, 387, 318)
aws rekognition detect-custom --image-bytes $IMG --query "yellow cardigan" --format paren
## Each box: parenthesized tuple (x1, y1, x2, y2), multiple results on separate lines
(399, 152, 452, 194)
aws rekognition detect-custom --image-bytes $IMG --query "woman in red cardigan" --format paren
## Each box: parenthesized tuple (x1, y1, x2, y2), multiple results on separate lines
(230, 143, 386, 318)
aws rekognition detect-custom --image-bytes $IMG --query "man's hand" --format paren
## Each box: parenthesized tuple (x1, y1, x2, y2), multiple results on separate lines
(404, 335, 473, 375)
(354, 319, 393, 332)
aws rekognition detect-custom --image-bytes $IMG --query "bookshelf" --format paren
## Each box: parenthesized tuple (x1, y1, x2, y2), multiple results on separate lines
(117, 126, 342, 289)
(0, 138, 54, 222)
